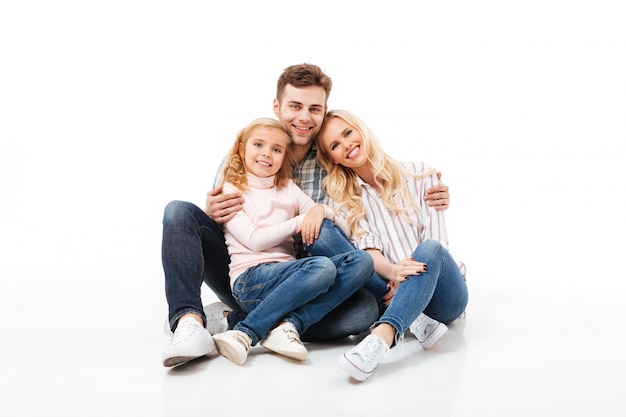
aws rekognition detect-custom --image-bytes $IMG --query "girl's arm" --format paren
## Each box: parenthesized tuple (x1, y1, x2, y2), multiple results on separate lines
(224, 211, 302, 252)
(222, 182, 304, 252)
(294, 182, 351, 245)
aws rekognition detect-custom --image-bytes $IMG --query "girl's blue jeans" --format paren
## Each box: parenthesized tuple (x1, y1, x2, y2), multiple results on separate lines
(232, 251, 373, 345)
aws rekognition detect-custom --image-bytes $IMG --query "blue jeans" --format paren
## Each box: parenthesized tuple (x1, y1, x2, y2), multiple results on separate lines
(162, 201, 239, 331)
(232, 252, 373, 345)
(161, 202, 379, 339)
(307, 220, 389, 313)
(376, 239, 469, 344)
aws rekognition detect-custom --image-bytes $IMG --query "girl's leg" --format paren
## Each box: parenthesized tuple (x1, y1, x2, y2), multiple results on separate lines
(300, 219, 383, 340)
(232, 257, 336, 345)
(286, 250, 374, 334)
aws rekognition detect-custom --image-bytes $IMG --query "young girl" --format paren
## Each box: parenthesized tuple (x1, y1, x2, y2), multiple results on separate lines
(317, 109, 469, 381)
(212, 117, 373, 365)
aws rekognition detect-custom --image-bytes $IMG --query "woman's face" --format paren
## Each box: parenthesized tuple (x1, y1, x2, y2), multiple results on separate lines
(239, 127, 289, 178)
(319, 117, 367, 169)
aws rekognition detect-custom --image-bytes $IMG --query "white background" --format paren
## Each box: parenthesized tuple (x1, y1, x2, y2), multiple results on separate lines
(1, 1, 625, 416)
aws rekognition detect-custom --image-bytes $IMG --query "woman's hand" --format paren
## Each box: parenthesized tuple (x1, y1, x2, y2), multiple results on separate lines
(389, 257, 428, 283)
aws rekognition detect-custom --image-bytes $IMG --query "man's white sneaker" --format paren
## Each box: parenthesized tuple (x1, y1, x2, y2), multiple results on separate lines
(338, 334, 389, 382)
(162, 316, 217, 367)
(260, 322, 308, 361)
(213, 330, 252, 365)
(163, 302, 232, 338)
(408, 313, 448, 349)
(203, 302, 232, 335)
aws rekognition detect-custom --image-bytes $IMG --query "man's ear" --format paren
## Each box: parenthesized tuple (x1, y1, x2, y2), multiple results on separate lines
(272, 98, 280, 118)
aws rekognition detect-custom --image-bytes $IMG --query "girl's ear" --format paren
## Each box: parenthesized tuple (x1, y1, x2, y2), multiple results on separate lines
(238, 142, 245, 159)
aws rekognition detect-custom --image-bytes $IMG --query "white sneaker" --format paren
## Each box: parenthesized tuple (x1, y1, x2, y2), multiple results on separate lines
(163, 302, 232, 337)
(409, 313, 448, 349)
(260, 322, 308, 361)
(213, 330, 252, 365)
(162, 316, 217, 367)
(203, 302, 232, 335)
(338, 334, 389, 382)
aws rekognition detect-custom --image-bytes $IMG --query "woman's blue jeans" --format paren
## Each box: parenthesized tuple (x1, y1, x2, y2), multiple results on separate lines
(376, 239, 469, 344)
(161, 201, 380, 340)
(232, 252, 373, 345)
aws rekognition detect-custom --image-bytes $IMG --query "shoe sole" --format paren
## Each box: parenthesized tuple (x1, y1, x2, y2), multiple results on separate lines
(163, 355, 200, 367)
(213, 336, 247, 365)
(417, 322, 448, 349)
(260, 341, 308, 361)
(337, 354, 371, 382)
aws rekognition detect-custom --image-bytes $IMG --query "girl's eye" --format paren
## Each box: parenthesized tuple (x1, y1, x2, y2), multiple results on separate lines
(345, 129, 352, 137)
(330, 143, 338, 151)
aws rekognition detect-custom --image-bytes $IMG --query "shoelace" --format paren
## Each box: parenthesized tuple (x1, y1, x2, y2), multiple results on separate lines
(172, 319, 198, 344)
(281, 325, 302, 344)
(206, 315, 226, 334)
(354, 336, 386, 362)
(412, 314, 434, 337)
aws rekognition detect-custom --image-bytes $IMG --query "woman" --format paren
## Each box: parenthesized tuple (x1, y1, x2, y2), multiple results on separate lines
(317, 110, 468, 382)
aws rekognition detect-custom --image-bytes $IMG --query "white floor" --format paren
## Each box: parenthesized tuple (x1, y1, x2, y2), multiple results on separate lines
(2, 252, 625, 417)
(2, 2, 626, 416)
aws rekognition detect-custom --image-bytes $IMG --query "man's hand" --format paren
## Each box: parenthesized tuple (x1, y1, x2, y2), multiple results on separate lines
(424, 183, 450, 211)
(204, 185, 244, 224)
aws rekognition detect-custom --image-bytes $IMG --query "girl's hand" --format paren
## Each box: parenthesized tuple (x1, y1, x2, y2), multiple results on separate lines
(389, 257, 428, 283)
(299, 205, 325, 245)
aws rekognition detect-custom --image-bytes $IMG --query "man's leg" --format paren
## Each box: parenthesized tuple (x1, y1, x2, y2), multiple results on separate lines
(162, 200, 237, 332)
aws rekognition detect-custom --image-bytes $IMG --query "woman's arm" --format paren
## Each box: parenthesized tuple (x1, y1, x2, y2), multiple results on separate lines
(366, 249, 427, 283)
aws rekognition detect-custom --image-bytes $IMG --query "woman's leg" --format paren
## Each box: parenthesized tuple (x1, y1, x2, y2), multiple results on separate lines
(377, 239, 468, 344)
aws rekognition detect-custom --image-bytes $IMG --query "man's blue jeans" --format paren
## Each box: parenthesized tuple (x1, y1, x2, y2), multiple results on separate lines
(231, 252, 373, 345)
(376, 239, 469, 345)
(161, 201, 380, 340)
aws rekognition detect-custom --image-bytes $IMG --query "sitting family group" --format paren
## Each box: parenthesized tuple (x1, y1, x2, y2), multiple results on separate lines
(160, 63, 468, 382)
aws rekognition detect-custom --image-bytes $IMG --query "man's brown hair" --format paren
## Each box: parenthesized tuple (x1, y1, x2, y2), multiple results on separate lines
(276, 63, 333, 104)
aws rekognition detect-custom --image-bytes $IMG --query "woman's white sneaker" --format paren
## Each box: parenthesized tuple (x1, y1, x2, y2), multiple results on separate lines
(408, 313, 447, 349)
(338, 334, 389, 382)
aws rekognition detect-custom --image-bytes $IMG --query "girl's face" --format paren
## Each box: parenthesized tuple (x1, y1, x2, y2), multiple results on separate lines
(319, 117, 367, 169)
(239, 127, 289, 178)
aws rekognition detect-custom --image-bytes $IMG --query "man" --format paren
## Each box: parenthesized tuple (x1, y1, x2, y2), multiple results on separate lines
(161, 63, 450, 367)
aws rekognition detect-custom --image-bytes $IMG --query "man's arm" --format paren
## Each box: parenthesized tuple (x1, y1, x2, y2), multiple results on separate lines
(424, 172, 450, 211)
(204, 184, 244, 224)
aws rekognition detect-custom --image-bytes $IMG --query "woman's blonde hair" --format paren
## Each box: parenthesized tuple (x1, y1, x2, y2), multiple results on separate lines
(220, 118, 293, 191)
(317, 109, 437, 238)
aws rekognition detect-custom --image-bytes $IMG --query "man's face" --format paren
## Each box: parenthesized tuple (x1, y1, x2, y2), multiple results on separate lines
(273, 84, 327, 147)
